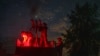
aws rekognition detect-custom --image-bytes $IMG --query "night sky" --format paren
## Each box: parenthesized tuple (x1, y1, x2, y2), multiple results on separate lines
(0, 0, 100, 54)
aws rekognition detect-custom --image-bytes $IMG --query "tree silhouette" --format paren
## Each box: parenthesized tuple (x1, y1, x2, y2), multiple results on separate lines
(62, 3, 100, 56)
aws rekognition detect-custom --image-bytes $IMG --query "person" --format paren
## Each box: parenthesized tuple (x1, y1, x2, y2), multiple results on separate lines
(30, 19, 36, 32)
(37, 19, 42, 32)
(56, 37, 63, 56)
(40, 23, 48, 47)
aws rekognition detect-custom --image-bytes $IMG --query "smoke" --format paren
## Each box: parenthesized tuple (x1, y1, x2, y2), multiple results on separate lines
(26, 0, 41, 17)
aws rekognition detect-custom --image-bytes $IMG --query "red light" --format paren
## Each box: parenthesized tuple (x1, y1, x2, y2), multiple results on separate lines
(57, 37, 62, 46)
(17, 39, 21, 47)
(33, 33, 39, 47)
(17, 31, 32, 47)
(16, 19, 62, 48)
(50, 40, 55, 47)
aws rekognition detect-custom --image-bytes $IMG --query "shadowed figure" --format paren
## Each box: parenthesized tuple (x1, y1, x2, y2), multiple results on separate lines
(16, 19, 63, 56)
(40, 23, 48, 47)
(30, 19, 35, 32)
(56, 37, 63, 56)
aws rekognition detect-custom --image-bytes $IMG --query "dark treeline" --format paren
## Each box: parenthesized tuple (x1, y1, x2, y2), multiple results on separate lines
(62, 2, 100, 56)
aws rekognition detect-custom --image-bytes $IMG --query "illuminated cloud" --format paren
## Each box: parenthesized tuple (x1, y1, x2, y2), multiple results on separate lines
(49, 17, 69, 34)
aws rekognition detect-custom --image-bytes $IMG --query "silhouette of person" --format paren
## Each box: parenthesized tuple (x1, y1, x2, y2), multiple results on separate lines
(40, 23, 48, 47)
(30, 19, 35, 32)
(56, 37, 63, 56)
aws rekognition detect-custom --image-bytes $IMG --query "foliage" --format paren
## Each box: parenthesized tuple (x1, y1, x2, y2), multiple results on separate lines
(62, 2, 100, 56)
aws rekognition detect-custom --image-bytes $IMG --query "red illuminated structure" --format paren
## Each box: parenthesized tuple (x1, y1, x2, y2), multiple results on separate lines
(15, 19, 63, 56)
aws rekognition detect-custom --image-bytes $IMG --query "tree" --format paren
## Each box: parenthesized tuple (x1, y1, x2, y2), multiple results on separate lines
(62, 2, 100, 56)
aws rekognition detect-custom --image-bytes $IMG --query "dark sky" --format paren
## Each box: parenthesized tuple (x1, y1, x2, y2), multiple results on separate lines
(0, 0, 100, 54)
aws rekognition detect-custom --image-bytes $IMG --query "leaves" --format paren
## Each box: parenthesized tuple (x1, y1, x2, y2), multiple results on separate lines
(62, 2, 100, 56)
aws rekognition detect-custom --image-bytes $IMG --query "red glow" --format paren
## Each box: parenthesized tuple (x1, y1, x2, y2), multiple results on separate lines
(16, 19, 62, 48)
(40, 23, 48, 47)
(57, 37, 62, 46)
(17, 39, 21, 47)
(33, 33, 39, 47)
(50, 40, 55, 47)
(17, 31, 32, 47)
